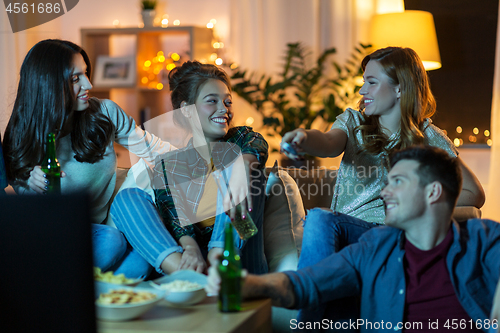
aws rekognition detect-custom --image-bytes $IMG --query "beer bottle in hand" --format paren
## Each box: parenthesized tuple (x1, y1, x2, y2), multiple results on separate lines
(41, 132, 61, 194)
(218, 222, 242, 312)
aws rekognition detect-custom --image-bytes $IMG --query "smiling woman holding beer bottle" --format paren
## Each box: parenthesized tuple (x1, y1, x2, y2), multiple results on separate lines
(2, 39, 172, 278)
(111, 61, 269, 275)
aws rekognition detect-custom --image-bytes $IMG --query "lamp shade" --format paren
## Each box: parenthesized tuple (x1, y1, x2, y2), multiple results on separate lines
(370, 10, 441, 70)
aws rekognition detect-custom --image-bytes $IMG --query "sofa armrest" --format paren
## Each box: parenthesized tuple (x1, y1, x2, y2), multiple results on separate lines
(452, 206, 481, 221)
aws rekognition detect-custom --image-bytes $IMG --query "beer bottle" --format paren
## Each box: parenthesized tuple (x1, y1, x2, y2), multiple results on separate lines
(218, 221, 242, 312)
(40, 132, 61, 194)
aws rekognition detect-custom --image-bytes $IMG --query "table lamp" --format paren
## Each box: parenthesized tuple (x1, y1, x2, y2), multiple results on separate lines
(369, 10, 441, 71)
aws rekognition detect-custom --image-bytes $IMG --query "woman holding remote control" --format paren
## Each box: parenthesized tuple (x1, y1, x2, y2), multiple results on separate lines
(281, 46, 485, 325)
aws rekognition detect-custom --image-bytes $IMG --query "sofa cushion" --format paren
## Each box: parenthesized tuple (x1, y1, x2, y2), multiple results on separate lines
(264, 163, 305, 273)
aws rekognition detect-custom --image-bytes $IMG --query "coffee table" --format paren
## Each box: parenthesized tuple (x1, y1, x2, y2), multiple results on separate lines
(97, 296, 272, 333)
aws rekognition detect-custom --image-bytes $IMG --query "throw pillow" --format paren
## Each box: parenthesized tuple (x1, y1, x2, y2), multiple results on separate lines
(264, 161, 305, 272)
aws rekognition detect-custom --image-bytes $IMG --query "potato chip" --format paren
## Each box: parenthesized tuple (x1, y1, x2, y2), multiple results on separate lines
(96, 289, 157, 305)
(94, 267, 136, 284)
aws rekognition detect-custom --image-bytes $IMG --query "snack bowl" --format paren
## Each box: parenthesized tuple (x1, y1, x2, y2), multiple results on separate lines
(95, 283, 165, 321)
(150, 270, 207, 306)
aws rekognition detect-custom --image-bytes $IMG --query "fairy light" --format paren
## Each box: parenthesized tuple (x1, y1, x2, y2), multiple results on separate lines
(473, 127, 479, 135)
(113, 19, 120, 27)
(245, 117, 255, 126)
(210, 19, 217, 24)
(213, 42, 220, 49)
(453, 138, 460, 147)
(487, 139, 493, 146)
(456, 126, 462, 134)
(171, 53, 180, 61)
(173, 20, 180, 26)
(166, 63, 176, 71)
(468, 135, 477, 143)
(144, 60, 152, 67)
(209, 53, 218, 61)
(230, 63, 239, 69)
(206, 22, 214, 29)
(156, 83, 163, 90)
(484, 130, 490, 137)
(141, 77, 148, 84)
(215, 58, 223, 65)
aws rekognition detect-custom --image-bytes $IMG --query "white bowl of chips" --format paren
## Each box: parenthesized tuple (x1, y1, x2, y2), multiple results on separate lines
(95, 284, 165, 321)
(150, 270, 207, 306)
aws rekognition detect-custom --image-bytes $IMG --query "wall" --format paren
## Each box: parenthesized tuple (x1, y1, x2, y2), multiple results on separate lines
(0, 0, 230, 136)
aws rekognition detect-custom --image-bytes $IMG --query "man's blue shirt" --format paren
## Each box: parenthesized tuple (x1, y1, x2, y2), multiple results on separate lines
(285, 219, 500, 332)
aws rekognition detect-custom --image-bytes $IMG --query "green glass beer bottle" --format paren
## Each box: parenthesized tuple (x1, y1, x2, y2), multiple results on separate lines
(40, 132, 61, 194)
(218, 222, 242, 312)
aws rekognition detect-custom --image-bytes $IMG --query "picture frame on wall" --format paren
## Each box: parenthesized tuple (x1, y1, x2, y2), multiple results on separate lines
(93, 56, 136, 88)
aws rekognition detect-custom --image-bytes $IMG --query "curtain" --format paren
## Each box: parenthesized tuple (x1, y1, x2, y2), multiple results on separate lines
(229, 0, 375, 74)
(483, 0, 500, 220)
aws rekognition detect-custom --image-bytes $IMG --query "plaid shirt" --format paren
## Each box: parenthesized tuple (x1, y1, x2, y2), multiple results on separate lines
(0, 134, 8, 192)
(153, 126, 268, 241)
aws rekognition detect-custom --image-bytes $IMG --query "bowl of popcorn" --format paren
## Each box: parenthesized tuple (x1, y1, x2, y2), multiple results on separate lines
(94, 267, 143, 287)
(94, 283, 165, 321)
(150, 270, 207, 306)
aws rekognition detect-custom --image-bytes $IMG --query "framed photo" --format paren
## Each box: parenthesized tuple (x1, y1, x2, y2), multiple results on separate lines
(93, 56, 136, 88)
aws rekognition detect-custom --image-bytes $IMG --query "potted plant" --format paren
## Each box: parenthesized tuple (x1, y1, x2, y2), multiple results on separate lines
(141, 0, 157, 27)
(230, 42, 371, 164)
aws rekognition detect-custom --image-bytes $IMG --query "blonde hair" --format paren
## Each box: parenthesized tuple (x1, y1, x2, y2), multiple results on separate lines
(356, 47, 436, 155)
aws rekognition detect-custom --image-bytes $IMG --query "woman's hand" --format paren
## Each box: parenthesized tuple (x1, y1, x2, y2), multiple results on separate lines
(280, 129, 307, 160)
(28, 166, 66, 194)
(178, 244, 207, 273)
(224, 163, 251, 220)
(220, 154, 259, 221)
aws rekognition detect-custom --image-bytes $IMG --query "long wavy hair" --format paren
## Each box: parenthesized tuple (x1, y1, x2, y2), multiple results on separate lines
(3, 39, 114, 184)
(356, 47, 436, 155)
(168, 61, 233, 129)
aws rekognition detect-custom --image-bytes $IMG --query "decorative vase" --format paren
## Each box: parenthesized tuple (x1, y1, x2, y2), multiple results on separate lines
(141, 9, 156, 28)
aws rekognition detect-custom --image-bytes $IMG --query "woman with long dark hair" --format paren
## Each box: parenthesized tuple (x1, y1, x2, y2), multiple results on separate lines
(2, 39, 172, 278)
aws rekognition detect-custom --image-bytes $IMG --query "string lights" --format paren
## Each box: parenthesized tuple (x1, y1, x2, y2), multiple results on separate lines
(452, 125, 492, 147)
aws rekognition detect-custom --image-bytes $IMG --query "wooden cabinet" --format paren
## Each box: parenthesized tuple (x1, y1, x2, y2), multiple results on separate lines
(81, 26, 214, 121)
(80, 26, 214, 167)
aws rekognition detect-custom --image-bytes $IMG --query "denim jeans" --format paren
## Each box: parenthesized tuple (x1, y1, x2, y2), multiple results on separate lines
(110, 170, 268, 275)
(296, 209, 379, 332)
(91, 223, 152, 279)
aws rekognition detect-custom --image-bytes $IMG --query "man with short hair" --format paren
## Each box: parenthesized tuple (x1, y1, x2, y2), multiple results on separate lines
(207, 146, 500, 332)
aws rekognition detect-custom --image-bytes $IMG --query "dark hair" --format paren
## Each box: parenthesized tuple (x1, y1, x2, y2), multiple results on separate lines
(3, 39, 114, 183)
(168, 61, 232, 129)
(357, 47, 436, 155)
(390, 146, 462, 209)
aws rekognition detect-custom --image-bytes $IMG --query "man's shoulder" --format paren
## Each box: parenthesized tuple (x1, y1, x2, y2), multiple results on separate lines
(358, 225, 401, 247)
(462, 218, 500, 236)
